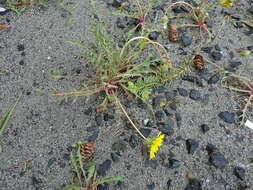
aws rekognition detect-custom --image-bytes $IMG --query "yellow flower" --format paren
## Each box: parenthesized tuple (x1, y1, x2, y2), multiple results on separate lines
(144, 133, 164, 159)
(219, 0, 233, 7)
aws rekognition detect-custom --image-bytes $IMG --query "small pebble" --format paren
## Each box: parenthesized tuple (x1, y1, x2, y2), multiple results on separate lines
(167, 179, 172, 189)
(168, 158, 181, 169)
(157, 119, 174, 136)
(155, 110, 165, 120)
(129, 134, 138, 148)
(181, 33, 192, 47)
(148, 31, 159, 41)
(200, 124, 209, 133)
(201, 46, 213, 54)
(112, 140, 127, 152)
(209, 151, 228, 169)
(208, 74, 220, 84)
(169, 103, 177, 111)
(95, 114, 103, 126)
(234, 166, 245, 180)
(177, 88, 188, 96)
(186, 139, 199, 154)
(147, 182, 155, 190)
(189, 89, 201, 101)
(140, 128, 152, 138)
(211, 51, 222, 61)
(185, 178, 202, 190)
(111, 152, 120, 163)
(97, 159, 112, 176)
(17, 44, 25, 51)
(218, 111, 235, 124)
(206, 144, 217, 154)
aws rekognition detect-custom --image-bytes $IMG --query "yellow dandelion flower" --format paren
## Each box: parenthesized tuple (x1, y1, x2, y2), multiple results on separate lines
(144, 132, 164, 160)
(219, 0, 233, 7)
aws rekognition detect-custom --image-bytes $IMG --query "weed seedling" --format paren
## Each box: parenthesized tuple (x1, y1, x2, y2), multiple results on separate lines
(113, 0, 159, 34)
(221, 74, 253, 126)
(165, 0, 217, 44)
(61, 142, 123, 190)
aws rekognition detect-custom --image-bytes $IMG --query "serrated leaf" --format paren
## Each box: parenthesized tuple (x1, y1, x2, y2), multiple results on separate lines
(141, 87, 152, 100)
(87, 162, 96, 183)
(97, 176, 124, 185)
(128, 81, 138, 94)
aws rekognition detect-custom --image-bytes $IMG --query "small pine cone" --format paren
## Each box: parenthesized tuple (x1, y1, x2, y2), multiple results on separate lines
(80, 142, 94, 161)
(193, 55, 204, 70)
(168, 24, 178, 42)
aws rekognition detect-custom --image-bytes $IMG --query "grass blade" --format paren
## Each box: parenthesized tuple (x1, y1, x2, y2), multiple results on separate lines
(0, 94, 22, 152)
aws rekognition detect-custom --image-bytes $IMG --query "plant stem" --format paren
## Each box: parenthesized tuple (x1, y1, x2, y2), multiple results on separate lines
(114, 94, 146, 140)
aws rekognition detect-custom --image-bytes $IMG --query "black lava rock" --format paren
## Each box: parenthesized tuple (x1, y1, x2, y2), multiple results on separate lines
(177, 88, 188, 96)
(168, 158, 181, 169)
(98, 184, 109, 190)
(200, 124, 209, 133)
(19, 60, 25, 66)
(206, 144, 217, 154)
(103, 113, 114, 121)
(95, 114, 103, 126)
(185, 178, 202, 190)
(116, 18, 126, 29)
(158, 119, 174, 136)
(201, 46, 213, 54)
(167, 179, 172, 189)
(97, 159, 112, 176)
(140, 128, 152, 138)
(209, 152, 228, 169)
(148, 31, 159, 41)
(208, 74, 220, 84)
(165, 91, 176, 100)
(129, 134, 138, 148)
(226, 61, 242, 72)
(169, 103, 177, 111)
(147, 182, 155, 190)
(47, 157, 56, 168)
(211, 51, 222, 61)
(189, 89, 201, 100)
(155, 110, 165, 120)
(152, 96, 165, 108)
(186, 139, 199, 154)
(234, 166, 245, 180)
(181, 33, 192, 47)
(31, 176, 43, 190)
(182, 76, 203, 87)
(110, 0, 121, 8)
(111, 152, 120, 163)
(83, 107, 92, 115)
(17, 44, 25, 51)
(175, 113, 182, 122)
(214, 44, 221, 51)
(112, 140, 127, 152)
(218, 111, 235, 124)
(87, 127, 99, 142)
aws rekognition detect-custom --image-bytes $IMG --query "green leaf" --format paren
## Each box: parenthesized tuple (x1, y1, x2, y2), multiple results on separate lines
(59, 184, 81, 190)
(128, 81, 138, 94)
(238, 49, 251, 56)
(0, 94, 22, 152)
(97, 176, 124, 185)
(141, 87, 152, 100)
(87, 162, 96, 183)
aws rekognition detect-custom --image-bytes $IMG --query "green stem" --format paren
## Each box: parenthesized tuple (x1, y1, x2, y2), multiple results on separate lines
(114, 94, 146, 140)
